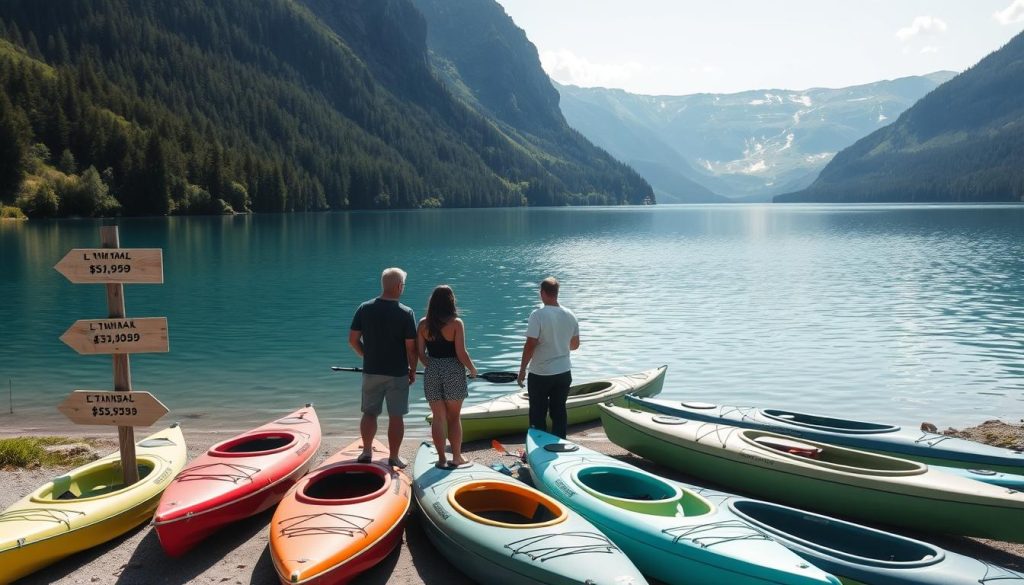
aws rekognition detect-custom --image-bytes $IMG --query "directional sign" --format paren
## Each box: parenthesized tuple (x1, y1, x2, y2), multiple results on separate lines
(58, 390, 169, 427)
(60, 317, 169, 355)
(54, 248, 163, 284)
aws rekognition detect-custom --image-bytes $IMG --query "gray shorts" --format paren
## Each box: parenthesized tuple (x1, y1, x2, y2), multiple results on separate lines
(361, 374, 410, 416)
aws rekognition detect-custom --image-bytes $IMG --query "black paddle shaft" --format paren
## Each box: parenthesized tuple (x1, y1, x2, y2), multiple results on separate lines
(331, 366, 517, 384)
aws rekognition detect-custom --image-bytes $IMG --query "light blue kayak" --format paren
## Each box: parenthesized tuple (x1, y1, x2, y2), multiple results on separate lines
(626, 395, 1024, 475)
(725, 497, 1024, 585)
(525, 428, 841, 585)
(411, 442, 647, 585)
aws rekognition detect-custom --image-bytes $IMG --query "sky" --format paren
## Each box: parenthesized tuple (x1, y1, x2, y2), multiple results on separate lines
(494, 0, 1024, 95)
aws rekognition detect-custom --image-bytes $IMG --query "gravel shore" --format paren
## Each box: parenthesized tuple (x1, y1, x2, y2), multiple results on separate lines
(2, 420, 1023, 584)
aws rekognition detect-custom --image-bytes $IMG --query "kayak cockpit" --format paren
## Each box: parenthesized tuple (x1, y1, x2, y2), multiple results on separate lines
(33, 459, 155, 502)
(572, 465, 708, 517)
(297, 464, 389, 504)
(761, 409, 900, 435)
(209, 432, 298, 457)
(744, 431, 925, 476)
(448, 481, 567, 528)
(730, 500, 944, 568)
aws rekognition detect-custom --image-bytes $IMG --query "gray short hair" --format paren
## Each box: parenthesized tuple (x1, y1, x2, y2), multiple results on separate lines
(381, 267, 407, 290)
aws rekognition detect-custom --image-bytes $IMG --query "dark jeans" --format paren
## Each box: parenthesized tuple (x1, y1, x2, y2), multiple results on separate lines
(527, 371, 572, 438)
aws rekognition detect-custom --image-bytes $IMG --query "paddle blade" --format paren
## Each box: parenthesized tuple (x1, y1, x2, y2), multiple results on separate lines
(479, 371, 518, 384)
(491, 439, 509, 455)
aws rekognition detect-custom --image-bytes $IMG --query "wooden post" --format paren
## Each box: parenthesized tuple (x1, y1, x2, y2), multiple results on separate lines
(101, 226, 139, 486)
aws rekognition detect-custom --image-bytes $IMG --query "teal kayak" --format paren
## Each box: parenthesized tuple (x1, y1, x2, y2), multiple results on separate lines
(625, 395, 1024, 474)
(525, 428, 842, 585)
(411, 442, 648, 585)
(600, 403, 1024, 542)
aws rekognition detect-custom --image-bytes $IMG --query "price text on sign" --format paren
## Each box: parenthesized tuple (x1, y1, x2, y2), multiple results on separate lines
(60, 317, 170, 355)
(54, 248, 164, 284)
(58, 390, 169, 427)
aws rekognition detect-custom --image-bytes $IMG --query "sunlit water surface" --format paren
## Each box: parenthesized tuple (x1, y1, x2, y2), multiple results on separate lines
(2, 205, 1022, 437)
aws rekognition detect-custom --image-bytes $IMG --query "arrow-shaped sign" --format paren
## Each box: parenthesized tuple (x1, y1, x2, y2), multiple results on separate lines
(54, 248, 163, 284)
(60, 317, 170, 355)
(58, 390, 169, 427)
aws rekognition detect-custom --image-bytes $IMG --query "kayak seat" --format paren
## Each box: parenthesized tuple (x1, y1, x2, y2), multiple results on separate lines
(210, 432, 297, 457)
(302, 467, 385, 502)
(448, 481, 567, 528)
(569, 382, 613, 397)
(754, 436, 823, 458)
(573, 466, 704, 517)
(35, 461, 154, 502)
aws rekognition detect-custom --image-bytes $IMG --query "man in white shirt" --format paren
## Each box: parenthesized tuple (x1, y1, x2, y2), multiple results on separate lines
(517, 277, 580, 438)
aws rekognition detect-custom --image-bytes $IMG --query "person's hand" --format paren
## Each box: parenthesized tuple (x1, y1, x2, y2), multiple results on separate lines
(408, 370, 416, 385)
(517, 368, 526, 387)
(468, 367, 478, 379)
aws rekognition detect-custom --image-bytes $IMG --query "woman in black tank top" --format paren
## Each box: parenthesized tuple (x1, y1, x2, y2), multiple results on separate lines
(417, 285, 478, 468)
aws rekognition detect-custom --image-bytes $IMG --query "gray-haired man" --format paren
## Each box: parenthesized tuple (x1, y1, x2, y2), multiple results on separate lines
(349, 267, 418, 468)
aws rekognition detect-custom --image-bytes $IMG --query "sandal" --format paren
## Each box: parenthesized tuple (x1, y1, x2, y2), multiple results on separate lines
(388, 456, 408, 469)
(356, 452, 372, 464)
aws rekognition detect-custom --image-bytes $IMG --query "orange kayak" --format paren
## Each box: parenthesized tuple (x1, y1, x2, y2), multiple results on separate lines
(269, 439, 411, 585)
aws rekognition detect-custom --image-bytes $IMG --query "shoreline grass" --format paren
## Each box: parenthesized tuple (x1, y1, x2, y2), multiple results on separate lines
(0, 436, 102, 469)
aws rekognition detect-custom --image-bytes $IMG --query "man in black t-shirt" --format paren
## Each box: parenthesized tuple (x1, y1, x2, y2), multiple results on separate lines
(348, 267, 418, 468)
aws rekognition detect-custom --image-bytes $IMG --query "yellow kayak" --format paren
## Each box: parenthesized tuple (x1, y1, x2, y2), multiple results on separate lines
(0, 425, 187, 583)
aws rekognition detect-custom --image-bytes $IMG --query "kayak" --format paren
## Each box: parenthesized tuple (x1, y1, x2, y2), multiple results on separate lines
(154, 405, 322, 556)
(412, 441, 648, 585)
(599, 404, 1024, 542)
(434, 366, 666, 442)
(727, 497, 1024, 585)
(525, 428, 841, 585)
(625, 395, 1024, 474)
(0, 425, 186, 583)
(269, 439, 411, 585)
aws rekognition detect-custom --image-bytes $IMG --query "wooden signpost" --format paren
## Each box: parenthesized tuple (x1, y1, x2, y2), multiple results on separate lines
(55, 226, 169, 485)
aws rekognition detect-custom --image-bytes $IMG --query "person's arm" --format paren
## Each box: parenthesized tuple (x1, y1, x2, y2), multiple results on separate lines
(569, 314, 580, 351)
(348, 330, 364, 357)
(405, 310, 418, 385)
(518, 311, 541, 387)
(416, 320, 429, 368)
(453, 319, 478, 378)
(518, 337, 538, 387)
(406, 339, 417, 385)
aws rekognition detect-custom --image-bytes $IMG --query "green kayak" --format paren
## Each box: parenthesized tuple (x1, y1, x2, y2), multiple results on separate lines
(599, 404, 1024, 543)
(411, 442, 648, 585)
(434, 366, 665, 442)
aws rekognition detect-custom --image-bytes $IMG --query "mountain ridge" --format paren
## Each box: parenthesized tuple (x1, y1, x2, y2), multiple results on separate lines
(777, 32, 1024, 203)
(556, 72, 955, 202)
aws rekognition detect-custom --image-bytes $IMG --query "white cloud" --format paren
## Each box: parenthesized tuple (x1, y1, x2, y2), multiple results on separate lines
(895, 16, 948, 42)
(994, 0, 1024, 24)
(920, 45, 940, 54)
(539, 49, 645, 88)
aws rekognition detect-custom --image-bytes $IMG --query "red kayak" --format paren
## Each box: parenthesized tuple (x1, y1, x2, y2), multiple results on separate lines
(154, 405, 322, 557)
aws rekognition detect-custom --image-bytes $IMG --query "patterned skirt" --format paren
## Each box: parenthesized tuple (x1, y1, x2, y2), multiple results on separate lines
(424, 357, 468, 402)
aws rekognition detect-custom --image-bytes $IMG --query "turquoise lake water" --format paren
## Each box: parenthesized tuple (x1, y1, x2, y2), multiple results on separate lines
(1, 205, 1022, 437)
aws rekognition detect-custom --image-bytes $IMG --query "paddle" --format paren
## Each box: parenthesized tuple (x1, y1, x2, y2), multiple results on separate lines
(492, 439, 526, 461)
(331, 366, 518, 384)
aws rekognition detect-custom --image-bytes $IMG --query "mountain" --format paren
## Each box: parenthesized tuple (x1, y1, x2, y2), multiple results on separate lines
(410, 0, 653, 205)
(778, 34, 1024, 203)
(0, 0, 650, 218)
(557, 72, 955, 202)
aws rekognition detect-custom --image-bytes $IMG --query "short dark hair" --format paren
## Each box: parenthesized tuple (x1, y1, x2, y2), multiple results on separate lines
(540, 277, 559, 297)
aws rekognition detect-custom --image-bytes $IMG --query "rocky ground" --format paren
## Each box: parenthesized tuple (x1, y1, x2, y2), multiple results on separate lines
(2, 420, 1023, 584)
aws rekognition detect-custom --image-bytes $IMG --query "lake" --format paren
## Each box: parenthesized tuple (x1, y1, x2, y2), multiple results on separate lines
(1, 205, 1022, 437)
